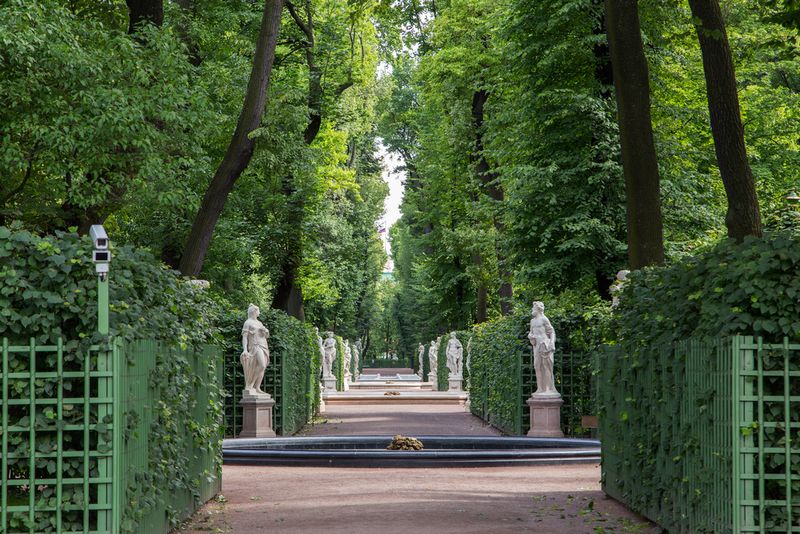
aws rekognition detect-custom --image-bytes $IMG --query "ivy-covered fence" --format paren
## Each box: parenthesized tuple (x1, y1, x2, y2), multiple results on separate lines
(0, 337, 221, 534)
(600, 336, 800, 533)
(223, 309, 319, 437)
(467, 316, 594, 435)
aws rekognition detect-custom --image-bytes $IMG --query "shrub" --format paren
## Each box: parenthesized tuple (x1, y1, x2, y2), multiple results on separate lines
(0, 224, 219, 349)
(614, 230, 800, 348)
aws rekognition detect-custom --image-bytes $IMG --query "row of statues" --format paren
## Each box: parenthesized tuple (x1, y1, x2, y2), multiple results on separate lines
(315, 328, 361, 387)
(239, 300, 562, 401)
(417, 332, 466, 391)
(239, 304, 366, 399)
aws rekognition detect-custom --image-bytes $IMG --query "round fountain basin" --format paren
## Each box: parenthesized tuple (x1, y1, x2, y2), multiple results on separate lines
(223, 436, 600, 467)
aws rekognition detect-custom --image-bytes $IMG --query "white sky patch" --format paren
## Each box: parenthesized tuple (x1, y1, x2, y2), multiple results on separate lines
(376, 139, 406, 272)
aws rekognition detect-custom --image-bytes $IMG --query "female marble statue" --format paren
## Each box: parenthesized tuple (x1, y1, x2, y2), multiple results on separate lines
(322, 332, 336, 378)
(445, 332, 463, 376)
(353, 340, 362, 379)
(344, 340, 353, 380)
(428, 338, 439, 380)
(418, 343, 425, 376)
(241, 304, 270, 397)
(528, 301, 559, 396)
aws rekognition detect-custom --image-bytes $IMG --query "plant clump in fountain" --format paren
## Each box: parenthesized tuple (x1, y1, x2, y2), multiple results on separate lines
(386, 435, 424, 451)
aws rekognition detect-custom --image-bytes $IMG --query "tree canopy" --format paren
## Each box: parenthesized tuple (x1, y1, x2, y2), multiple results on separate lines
(2, 0, 798, 359)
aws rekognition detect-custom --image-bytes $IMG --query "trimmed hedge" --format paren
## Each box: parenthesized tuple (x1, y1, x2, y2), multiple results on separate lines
(613, 230, 800, 347)
(0, 224, 219, 348)
(603, 231, 800, 531)
(467, 314, 530, 434)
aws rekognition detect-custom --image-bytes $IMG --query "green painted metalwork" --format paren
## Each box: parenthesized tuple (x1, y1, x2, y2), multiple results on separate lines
(599, 335, 800, 533)
(97, 276, 109, 337)
(0, 338, 221, 533)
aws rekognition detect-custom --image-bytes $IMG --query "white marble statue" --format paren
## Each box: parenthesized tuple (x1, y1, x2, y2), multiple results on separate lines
(353, 340, 362, 379)
(445, 332, 463, 377)
(344, 340, 353, 381)
(315, 327, 325, 375)
(418, 343, 426, 376)
(428, 338, 439, 380)
(240, 304, 270, 397)
(610, 269, 630, 308)
(528, 301, 559, 397)
(322, 332, 336, 379)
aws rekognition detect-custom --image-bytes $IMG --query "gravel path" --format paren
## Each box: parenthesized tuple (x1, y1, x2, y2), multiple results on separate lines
(298, 403, 501, 436)
(177, 464, 656, 534)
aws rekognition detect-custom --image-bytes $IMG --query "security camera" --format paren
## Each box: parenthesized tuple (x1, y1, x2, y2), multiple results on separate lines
(89, 225, 109, 250)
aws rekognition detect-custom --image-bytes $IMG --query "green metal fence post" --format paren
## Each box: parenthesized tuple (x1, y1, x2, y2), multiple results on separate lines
(1, 339, 7, 532)
(98, 276, 109, 336)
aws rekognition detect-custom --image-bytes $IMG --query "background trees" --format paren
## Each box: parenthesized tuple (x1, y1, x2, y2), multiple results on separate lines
(2, 0, 799, 361)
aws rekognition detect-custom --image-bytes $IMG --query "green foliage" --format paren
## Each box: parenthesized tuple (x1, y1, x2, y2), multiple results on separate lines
(0, 224, 219, 350)
(0, 0, 211, 231)
(467, 314, 528, 434)
(614, 230, 800, 347)
(267, 311, 320, 435)
(605, 232, 800, 530)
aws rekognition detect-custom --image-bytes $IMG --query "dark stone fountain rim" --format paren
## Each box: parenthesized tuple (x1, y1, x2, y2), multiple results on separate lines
(223, 436, 601, 467)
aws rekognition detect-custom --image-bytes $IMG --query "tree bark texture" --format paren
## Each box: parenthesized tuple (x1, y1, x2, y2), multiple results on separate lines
(604, 0, 665, 269)
(179, 0, 283, 277)
(688, 0, 763, 241)
(471, 89, 513, 315)
(126, 0, 163, 33)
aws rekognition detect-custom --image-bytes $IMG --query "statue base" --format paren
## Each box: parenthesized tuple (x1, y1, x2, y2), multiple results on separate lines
(448, 374, 463, 392)
(427, 374, 438, 391)
(238, 395, 276, 438)
(526, 395, 564, 438)
(322, 376, 337, 391)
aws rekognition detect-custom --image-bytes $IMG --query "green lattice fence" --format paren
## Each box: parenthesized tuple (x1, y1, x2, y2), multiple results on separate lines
(1, 337, 221, 534)
(600, 335, 800, 533)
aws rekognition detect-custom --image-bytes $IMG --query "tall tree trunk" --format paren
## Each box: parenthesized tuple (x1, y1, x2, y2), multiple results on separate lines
(179, 0, 283, 277)
(688, 0, 763, 241)
(604, 0, 665, 269)
(272, 1, 353, 319)
(471, 89, 513, 315)
(126, 0, 163, 33)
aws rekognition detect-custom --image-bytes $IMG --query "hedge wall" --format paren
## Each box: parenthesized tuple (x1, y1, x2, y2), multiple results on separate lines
(602, 230, 800, 531)
(0, 224, 219, 347)
(467, 315, 530, 434)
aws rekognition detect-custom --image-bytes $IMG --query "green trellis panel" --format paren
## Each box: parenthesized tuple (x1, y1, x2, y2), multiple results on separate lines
(1, 338, 114, 534)
(599, 335, 800, 533)
(1, 337, 221, 534)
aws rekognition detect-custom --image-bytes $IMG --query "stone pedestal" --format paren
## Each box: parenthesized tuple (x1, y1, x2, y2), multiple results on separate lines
(322, 376, 337, 392)
(427, 373, 437, 391)
(526, 395, 564, 438)
(239, 395, 276, 438)
(448, 374, 463, 392)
